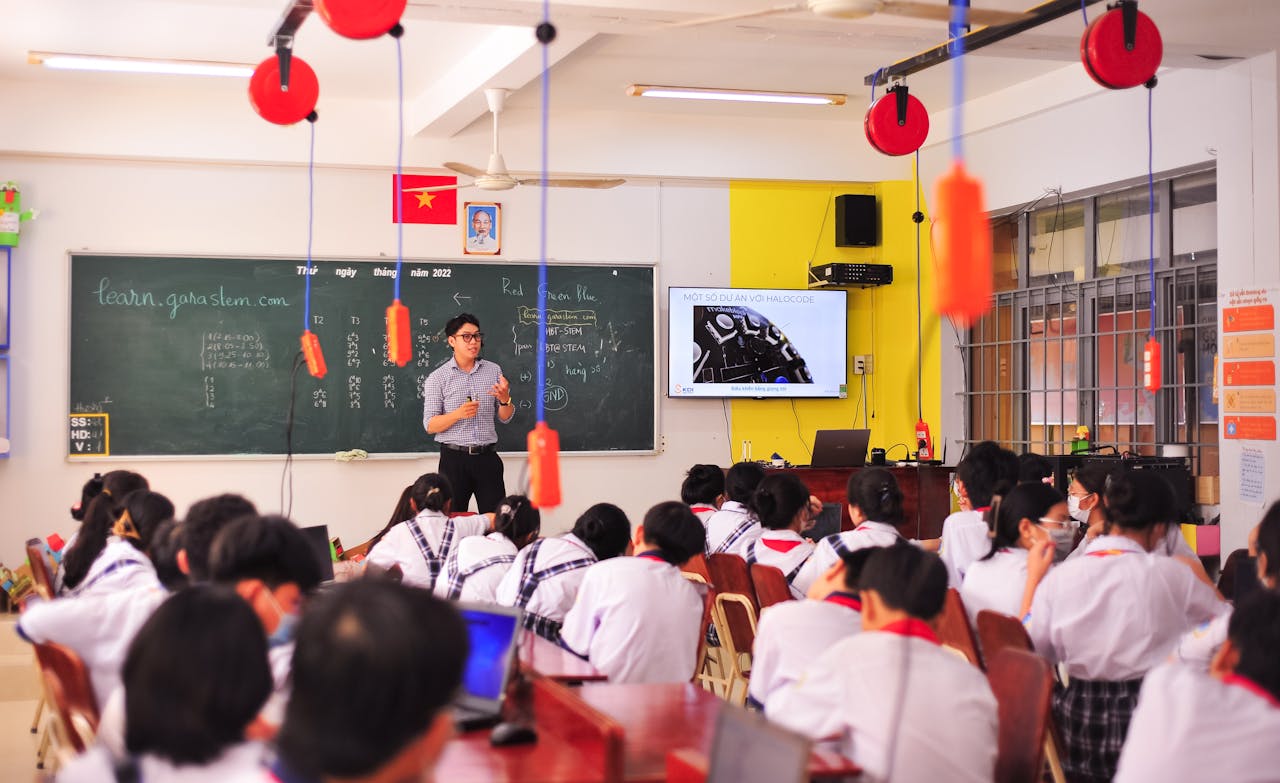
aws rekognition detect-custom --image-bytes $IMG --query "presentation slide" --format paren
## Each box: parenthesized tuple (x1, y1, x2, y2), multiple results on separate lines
(668, 287, 847, 398)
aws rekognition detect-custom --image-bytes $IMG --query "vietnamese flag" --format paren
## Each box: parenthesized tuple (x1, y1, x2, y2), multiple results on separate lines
(392, 174, 458, 224)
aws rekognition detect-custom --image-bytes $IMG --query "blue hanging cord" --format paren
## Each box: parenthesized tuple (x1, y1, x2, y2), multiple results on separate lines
(536, 0, 551, 424)
(1080, 0, 1089, 26)
(870, 67, 885, 106)
(1147, 84, 1155, 338)
(303, 120, 316, 332)
(394, 35, 405, 302)
(949, 1, 968, 162)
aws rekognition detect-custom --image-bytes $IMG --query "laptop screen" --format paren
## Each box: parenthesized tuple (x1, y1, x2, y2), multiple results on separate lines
(298, 525, 335, 583)
(459, 605, 522, 702)
(707, 705, 811, 783)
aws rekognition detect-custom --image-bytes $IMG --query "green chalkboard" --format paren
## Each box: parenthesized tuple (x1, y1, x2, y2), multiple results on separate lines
(69, 254, 655, 456)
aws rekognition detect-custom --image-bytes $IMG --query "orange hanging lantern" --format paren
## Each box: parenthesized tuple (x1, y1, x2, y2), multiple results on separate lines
(385, 299, 411, 367)
(300, 330, 327, 378)
(1143, 337, 1162, 393)
(932, 162, 993, 327)
(527, 422, 562, 509)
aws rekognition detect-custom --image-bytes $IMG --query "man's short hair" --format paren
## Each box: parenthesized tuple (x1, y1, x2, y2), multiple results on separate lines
(857, 542, 948, 620)
(276, 580, 468, 779)
(444, 313, 480, 337)
(208, 515, 323, 592)
(183, 494, 257, 581)
(641, 501, 706, 564)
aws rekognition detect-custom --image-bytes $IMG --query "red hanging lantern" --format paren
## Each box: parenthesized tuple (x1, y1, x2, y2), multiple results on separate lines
(314, 0, 406, 40)
(864, 84, 930, 157)
(301, 330, 327, 379)
(249, 55, 319, 126)
(385, 299, 412, 367)
(1142, 337, 1162, 393)
(1081, 0, 1162, 90)
(528, 422, 562, 509)
(932, 162, 993, 327)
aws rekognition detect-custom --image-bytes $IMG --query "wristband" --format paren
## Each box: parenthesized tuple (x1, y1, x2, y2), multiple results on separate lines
(500, 398, 513, 406)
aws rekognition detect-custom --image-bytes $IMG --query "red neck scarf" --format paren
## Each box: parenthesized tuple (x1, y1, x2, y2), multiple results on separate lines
(879, 618, 940, 645)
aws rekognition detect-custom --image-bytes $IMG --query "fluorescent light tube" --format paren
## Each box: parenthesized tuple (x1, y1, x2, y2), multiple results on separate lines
(627, 84, 845, 106)
(29, 52, 253, 79)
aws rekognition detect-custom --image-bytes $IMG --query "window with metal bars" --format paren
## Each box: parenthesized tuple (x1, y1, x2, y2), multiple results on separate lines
(961, 167, 1218, 479)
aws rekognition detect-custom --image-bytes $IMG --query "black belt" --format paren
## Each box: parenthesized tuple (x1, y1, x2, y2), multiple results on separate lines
(441, 443, 497, 455)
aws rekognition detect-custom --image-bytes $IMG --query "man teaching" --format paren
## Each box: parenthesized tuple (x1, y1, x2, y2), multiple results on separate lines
(422, 313, 514, 513)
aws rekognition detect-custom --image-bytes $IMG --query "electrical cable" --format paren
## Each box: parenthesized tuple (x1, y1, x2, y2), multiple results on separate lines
(303, 121, 316, 332)
(1080, 0, 1090, 26)
(536, 0, 552, 424)
(914, 150, 924, 422)
(1147, 83, 1156, 339)
(393, 35, 405, 301)
(790, 399, 812, 458)
(281, 351, 306, 516)
(722, 398, 733, 465)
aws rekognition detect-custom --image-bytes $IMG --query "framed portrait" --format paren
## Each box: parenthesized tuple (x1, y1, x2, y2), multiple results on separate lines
(463, 202, 501, 256)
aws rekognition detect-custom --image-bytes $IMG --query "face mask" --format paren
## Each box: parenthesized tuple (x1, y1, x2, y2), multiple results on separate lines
(1039, 518, 1077, 556)
(264, 588, 300, 648)
(1067, 494, 1092, 525)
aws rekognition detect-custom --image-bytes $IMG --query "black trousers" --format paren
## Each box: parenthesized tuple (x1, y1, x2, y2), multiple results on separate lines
(438, 448, 505, 514)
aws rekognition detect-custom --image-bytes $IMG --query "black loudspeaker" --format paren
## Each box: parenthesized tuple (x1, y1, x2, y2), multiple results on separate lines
(835, 194, 877, 247)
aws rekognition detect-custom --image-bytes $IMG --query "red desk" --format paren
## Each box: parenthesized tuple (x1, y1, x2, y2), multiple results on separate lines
(576, 682, 860, 782)
(519, 630, 607, 682)
(771, 465, 953, 540)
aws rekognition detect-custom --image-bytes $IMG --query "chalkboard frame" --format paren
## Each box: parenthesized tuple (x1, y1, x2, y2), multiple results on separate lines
(66, 252, 660, 460)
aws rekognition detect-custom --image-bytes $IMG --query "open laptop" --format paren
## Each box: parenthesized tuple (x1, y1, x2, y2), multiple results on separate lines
(453, 603, 524, 731)
(810, 428, 871, 469)
(299, 524, 336, 584)
(707, 705, 811, 783)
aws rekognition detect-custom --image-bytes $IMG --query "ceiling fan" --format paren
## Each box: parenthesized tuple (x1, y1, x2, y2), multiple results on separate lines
(404, 88, 625, 194)
(666, 0, 1029, 30)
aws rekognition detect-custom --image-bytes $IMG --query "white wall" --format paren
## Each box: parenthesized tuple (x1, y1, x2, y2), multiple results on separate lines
(0, 153, 732, 559)
(925, 56, 1280, 555)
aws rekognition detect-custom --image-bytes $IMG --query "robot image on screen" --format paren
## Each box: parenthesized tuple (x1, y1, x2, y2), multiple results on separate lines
(692, 305, 813, 384)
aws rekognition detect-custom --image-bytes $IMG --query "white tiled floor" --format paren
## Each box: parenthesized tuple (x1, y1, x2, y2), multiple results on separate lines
(0, 617, 52, 782)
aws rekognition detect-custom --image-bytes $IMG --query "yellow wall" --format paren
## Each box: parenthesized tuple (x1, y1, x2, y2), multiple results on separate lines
(728, 179, 942, 464)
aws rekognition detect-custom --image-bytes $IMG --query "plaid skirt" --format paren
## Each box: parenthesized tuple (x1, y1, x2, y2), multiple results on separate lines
(1053, 676, 1144, 783)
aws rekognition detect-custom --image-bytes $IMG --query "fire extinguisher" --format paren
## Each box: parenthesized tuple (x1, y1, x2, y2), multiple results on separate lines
(915, 419, 933, 461)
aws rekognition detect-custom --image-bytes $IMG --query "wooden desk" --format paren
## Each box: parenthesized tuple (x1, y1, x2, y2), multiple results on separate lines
(771, 465, 953, 540)
(576, 682, 861, 782)
(519, 630, 607, 683)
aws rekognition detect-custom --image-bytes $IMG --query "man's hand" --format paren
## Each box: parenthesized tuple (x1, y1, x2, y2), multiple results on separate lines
(454, 400, 480, 420)
(490, 374, 511, 404)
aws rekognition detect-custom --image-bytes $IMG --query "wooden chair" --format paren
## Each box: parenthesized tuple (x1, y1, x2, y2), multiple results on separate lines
(682, 554, 712, 584)
(531, 674, 625, 783)
(975, 610, 1067, 783)
(25, 539, 55, 600)
(936, 588, 983, 669)
(704, 554, 759, 705)
(33, 642, 99, 770)
(986, 648, 1052, 783)
(749, 564, 794, 610)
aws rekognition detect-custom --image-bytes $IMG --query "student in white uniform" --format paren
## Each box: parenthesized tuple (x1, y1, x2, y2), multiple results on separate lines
(436, 494, 540, 602)
(495, 502, 632, 639)
(270, 581, 468, 783)
(57, 586, 274, 783)
(365, 473, 490, 591)
(61, 489, 173, 598)
(57, 470, 150, 594)
(681, 463, 725, 529)
(923, 442, 1019, 587)
(210, 515, 324, 726)
(743, 473, 821, 598)
(560, 501, 706, 683)
(960, 481, 1071, 625)
(749, 546, 876, 711)
(768, 544, 998, 783)
(1171, 500, 1280, 670)
(795, 468, 905, 590)
(1064, 463, 1213, 583)
(1116, 589, 1280, 783)
(1023, 471, 1228, 783)
(704, 461, 766, 556)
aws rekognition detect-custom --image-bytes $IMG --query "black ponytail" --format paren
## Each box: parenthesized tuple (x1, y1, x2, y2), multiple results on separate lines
(494, 495, 541, 547)
(846, 468, 905, 525)
(61, 471, 149, 591)
(749, 473, 809, 530)
(571, 503, 631, 560)
(980, 482, 1063, 561)
(410, 473, 453, 514)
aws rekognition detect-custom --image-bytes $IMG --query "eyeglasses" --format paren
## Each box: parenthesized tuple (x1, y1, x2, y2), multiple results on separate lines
(1038, 517, 1076, 531)
(454, 332, 484, 343)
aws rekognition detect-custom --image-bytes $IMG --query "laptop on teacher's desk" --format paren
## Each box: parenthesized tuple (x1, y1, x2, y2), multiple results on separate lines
(809, 429, 871, 469)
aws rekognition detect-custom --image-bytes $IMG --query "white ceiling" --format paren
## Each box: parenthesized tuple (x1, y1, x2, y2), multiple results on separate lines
(2, 0, 1277, 162)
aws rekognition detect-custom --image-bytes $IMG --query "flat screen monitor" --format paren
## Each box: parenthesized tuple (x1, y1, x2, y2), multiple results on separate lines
(668, 287, 847, 399)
